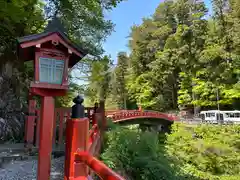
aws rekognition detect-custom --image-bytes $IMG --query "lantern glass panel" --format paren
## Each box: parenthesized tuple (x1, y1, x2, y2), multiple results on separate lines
(39, 57, 64, 84)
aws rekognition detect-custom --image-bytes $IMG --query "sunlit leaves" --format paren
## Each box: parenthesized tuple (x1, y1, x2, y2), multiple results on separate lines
(0, 0, 44, 56)
(45, 0, 124, 55)
(167, 123, 240, 178)
(85, 56, 113, 103)
(101, 126, 177, 180)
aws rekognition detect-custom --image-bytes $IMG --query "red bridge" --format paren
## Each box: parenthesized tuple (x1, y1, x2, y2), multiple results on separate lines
(106, 110, 178, 122)
(24, 99, 179, 180)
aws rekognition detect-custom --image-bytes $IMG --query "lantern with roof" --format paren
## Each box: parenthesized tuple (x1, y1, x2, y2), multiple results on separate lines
(17, 18, 87, 180)
(17, 18, 87, 96)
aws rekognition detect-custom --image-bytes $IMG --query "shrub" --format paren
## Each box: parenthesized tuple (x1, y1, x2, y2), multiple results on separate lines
(101, 126, 179, 180)
(166, 123, 240, 179)
(101, 123, 240, 179)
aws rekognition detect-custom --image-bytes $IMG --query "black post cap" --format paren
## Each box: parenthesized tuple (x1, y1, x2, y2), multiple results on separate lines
(71, 95, 85, 118)
(94, 102, 99, 112)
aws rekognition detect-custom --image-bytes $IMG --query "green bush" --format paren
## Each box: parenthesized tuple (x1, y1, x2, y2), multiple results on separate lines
(101, 123, 240, 179)
(166, 123, 240, 179)
(101, 126, 180, 180)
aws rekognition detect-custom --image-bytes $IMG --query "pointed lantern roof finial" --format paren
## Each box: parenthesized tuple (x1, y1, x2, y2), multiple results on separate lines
(44, 16, 67, 35)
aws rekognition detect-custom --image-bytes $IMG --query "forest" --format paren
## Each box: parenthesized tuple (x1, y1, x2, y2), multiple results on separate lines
(1, 0, 238, 117)
(83, 0, 240, 113)
(100, 120, 240, 180)
(0, 0, 239, 179)
(0, 0, 123, 141)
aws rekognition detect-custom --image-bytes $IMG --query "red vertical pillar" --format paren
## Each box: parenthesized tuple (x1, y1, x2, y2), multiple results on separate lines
(74, 118, 89, 178)
(58, 110, 64, 145)
(64, 96, 89, 180)
(67, 110, 71, 119)
(37, 96, 55, 180)
(52, 110, 58, 146)
(24, 99, 36, 149)
(138, 106, 142, 112)
(64, 118, 89, 180)
(35, 109, 41, 147)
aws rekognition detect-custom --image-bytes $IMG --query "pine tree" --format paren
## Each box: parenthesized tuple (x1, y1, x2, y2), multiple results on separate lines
(114, 52, 129, 109)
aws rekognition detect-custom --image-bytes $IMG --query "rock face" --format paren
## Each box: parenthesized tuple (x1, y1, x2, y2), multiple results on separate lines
(0, 62, 30, 143)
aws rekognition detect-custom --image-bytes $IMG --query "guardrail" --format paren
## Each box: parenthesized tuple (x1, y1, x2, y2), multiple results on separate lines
(75, 151, 125, 180)
(64, 98, 125, 180)
(24, 101, 97, 149)
(107, 110, 178, 122)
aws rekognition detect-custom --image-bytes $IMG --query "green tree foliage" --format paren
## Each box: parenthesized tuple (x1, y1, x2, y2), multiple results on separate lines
(83, 56, 113, 104)
(166, 123, 240, 179)
(0, 0, 45, 141)
(0, 0, 44, 60)
(101, 123, 240, 180)
(101, 126, 179, 180)
(113, 52, 129, 109)
(125, 0, 240, 111)
(0, 0, 124, 140)
(55, 82, 84, 107)
(45, 0, 124, 55)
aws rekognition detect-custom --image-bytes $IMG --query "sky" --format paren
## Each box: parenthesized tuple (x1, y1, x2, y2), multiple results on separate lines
(103, 0, 213, 63)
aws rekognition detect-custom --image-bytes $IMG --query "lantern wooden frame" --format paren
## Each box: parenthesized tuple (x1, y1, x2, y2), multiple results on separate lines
(18, 30, 87, 180)
(18, 31, 86, 96)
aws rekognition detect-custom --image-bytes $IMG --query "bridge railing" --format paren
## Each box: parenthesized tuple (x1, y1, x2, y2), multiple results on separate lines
(64, 98, 125, 180)
(25, 104, 179, 150)
(75, 151, 125, 180)
(107, 110, 179, 122)
(24, 101, 97, 150)
(105, 109, 136, 116)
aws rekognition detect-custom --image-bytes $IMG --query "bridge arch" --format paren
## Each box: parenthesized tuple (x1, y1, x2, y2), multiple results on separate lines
(106, 110, 178, 124)
(112, 116, 174, 123)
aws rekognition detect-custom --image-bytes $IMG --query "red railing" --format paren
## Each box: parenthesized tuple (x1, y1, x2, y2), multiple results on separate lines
(75, 151, 124, 180)
(24, 99, 124, 180)
(25, 104, 178, 150)
(25, 100, 179, 180)
(105, 109, 136, 116)
(108, 110, 179, 122)
(24, 102, 96, 149)
(64, 108, 125, 180)
(89, 124, 98, 145)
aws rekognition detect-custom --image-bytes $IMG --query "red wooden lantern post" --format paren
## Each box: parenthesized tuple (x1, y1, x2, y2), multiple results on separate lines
(17, 19, 87, 180)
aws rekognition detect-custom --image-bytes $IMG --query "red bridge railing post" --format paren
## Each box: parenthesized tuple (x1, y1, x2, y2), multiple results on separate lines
(64, 96, 89, 180)
(24, 98, 36, 150)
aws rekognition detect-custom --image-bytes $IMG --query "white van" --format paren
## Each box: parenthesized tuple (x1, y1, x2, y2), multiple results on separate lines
(199, 110, 240, 124)
(223, 111, 240, 123)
